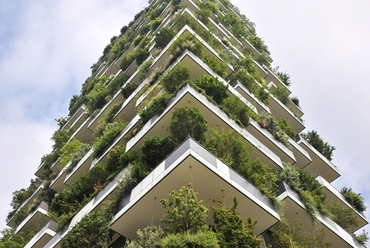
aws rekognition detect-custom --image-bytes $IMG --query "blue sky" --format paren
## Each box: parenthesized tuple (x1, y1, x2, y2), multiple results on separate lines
(0, 0, 369, 238)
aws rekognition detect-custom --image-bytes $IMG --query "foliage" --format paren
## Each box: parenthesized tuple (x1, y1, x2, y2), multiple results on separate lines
(277, 119, 296, 139)
(203, 129, 278, 201)
(220, 95, 250, 127)
(87, 78, 110, 113)
(135, 47, 149, 65)
(59, 139, 82, 166)
(327, 203, 358, 232)
(92, 120, 127, 158)
(0, 228, 36, 248)
(122, 82, 140, 99)
(169, 34, 203, 64)
(104, 102, 122, 124)
(108, 74, 129, 95)
(61, 211, 112, 248)
(211, 197, 261, 248)
(51, 127, 74, 150)
(126, 226, 164, 248)
(259, 112, 291, 148)
(160, 184, 208, 234)
(119, 51, 136, 70)
(193, 75, 228, 104)
(68, 94, 83, 117)
(279, 163, 326, 221)
(204, 56, 227, 78)
(276, 71, 291, 87)
(291, 96, 300, 107)
(169, 106, 208, 144)
(151, 17, 163, 31)
(140, 136, 176, 168)
(220, 13, 247, 39)
(341, 187, 367, 212)
(271, 85, 290, 105)
(271, 219, 331, 248)
(247, 35, 270, 55)
(140, 92, 172, 123)
(161, 230, 219, 248)
(155, 27, 175, 49)
(64, 143, 91, 173)
(139, 59, 152, 82)
(353, 230, 369, 246)
(301, 130, 336, 161)
(162, 64, 191, 93)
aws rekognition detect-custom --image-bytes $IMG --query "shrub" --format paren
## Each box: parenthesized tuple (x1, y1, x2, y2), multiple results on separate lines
(220, 95, 250, 127)
(327, 203, 358, 232)
(122, 82, 140, 99)
(203, 56, 227, 78)
(291, 96, 300, 107)
(155, 27, 175, 49)
(151, 17, 163, 31)
(169, 106, 208, 144)
(140, 92, 172, 123)
(59, 139, 82, 166)
(301, 130, 336, 161)
(92, 121, 127, 158)
(87, 80, 110, 113)
(193, 75, 228, 104)
(140, 136, 176, 168)
(108, 74, 129, 95)
(271, 85, 290, 105)
(341, 187, 366, 212)
(162, 64, 191, 93)
(135, 47, 149, 65)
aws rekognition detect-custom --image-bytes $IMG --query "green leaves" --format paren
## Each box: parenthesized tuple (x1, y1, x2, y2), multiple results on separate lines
(301, 130, 336, 161)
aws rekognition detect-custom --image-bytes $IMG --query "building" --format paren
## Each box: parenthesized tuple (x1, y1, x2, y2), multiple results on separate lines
(3, 0, 368, 247)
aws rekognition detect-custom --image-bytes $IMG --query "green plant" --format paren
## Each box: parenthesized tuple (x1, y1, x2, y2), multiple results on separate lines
(220, 95, 250, 127)
(138, 59, 152, 82)
(353, 230, 369, 246)
(140, 136, 176, 168)
(301, 130, 336, 161)
(67, 143, 91, 173)
(92, 121, 127, 157)
(135, 47, 149, 65)
(203, 56, 227, 78)
(169, 106, 208, 144)
(140, 92, 172, 123)
(291, 96, 300, 107)
(340, 187, 366, 212)
(151, 17, 163, 31)
(87, 79, 110, 113)
(271, 85, 289, 105)
(122, 82, 140, 99)
(59, 139, 82, 166)
(155, 27, 175, 49)
(169, 34, 203, 63)
(259, 112, 291, 149)
(327, 203, 358, 232)
(277, 119, 295, 139)
(276, 71, 291, 87)
(192, 75, 227, 104)
(162, 64, 191, 93)
(108, 74, 129, 95)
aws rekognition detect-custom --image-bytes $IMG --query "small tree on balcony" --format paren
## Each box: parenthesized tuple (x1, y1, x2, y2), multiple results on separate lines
(301, 130, 336, 161)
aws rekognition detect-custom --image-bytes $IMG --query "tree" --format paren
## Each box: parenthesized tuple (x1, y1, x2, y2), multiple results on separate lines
(327, 203, 358, 232)
(0, 228, 35, 248)
(271, 219, 331, 248)
(160, 184, 208, 234)
(212, 197, 261, 248)
(169, 106, 208, 144)
(140, 136, 176, 168)
(125, 226, 164, 248)
(301, 130, 336, 161)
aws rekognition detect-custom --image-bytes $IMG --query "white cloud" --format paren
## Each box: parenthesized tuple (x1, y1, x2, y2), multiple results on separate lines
(0, 0, 147, 231)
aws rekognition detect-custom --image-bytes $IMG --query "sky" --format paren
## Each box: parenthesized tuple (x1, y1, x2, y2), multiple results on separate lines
(0, 0, 369, 238)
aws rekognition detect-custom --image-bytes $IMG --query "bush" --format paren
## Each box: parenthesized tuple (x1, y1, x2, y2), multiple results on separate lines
(155, 27, 175, 49)
(301, 130, 336, 161)
(135, 48, 149, 65)
(169, 106, 208, 144)
(140, 92, 172, 123)
(108, 74, 129, 95)
(162, 64, 191, 93)
(341, 187, 366, 212)
(140, 136, 176, 168)
(203, 56, 227, 78)
(151, 17, 163, 31)
(193, 75, 228, 104)
(122, 82, 140, 99)
(87, 80, 110, 113)
(220, 95, 250, 127)
(59, 139, 82, 166)
(92, 121, 127, 158)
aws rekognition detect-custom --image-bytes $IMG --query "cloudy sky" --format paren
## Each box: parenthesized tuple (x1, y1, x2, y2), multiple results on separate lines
(0, 0, 369, 237)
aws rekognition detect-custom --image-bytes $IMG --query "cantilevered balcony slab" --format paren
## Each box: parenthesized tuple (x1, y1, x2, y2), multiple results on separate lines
(263, 66, 292, 95)
(278, 183, 365, 248)
(7, 185, 44, 229)
(126, 84, 283, 171)
(61, 105, 87, 132)
(112, 138, 280, 239)
(246, 119, 295, 164)
(268, 94, 305, 134)
(44, 167, 130, 248)
(70, 117, 93, 144)
(24, 220, 57, 248)
(63, 148, 94, 187)
(287, 98, 304, 118)
(15, 202, 50, 235)
(288, 137, 311, 168)
(50, 162, 70, 192)
(234, 81, 271, 114)
(316, 176, 368, 231)
(297, 137, 340, 183)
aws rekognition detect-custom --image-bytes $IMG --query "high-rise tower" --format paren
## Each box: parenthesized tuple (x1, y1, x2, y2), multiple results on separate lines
(3, 0, 368, 247)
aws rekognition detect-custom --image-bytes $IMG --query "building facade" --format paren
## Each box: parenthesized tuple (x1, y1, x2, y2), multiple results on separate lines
(4, 0, 368, 247)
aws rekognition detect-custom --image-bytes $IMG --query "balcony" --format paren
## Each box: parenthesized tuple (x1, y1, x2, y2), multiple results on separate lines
(63, 148, 94, 187)
(60, 105, 87, 132)
(246, 119, 296, 164)
(7, 185, 44, 229)
(263, 66, 292, 95)
(288, 137, 312, 168)
(15, 202, 50, 235)
(24, 221, 57, 248)
(233, 81, 271, 114)
(49, 162, 70, 192)
(297, 137, 340, 183)
(126, 82, 283, 171)
(69, 117, 93, 144)
(278, 183, 365, 248)
(268, 93, 305, 134)
(316, 176, 368, 231)
(111, 138, 280, 239)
